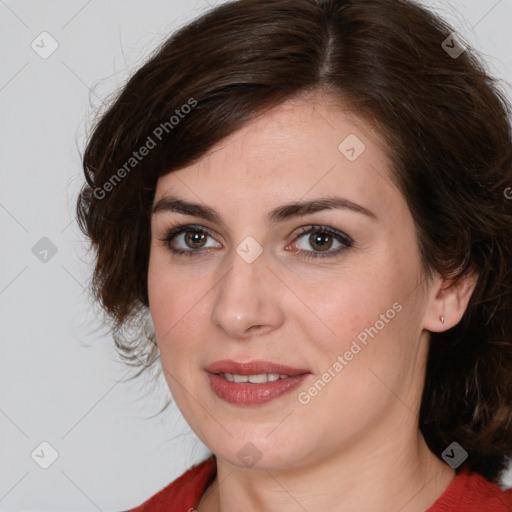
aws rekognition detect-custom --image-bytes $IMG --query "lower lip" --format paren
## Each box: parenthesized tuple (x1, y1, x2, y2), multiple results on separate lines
(207, 373, 310, 405)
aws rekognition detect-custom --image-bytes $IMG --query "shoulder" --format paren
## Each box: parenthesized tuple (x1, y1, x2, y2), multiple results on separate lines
(124, 455, 217, 512)
(428, 466, 512, 512)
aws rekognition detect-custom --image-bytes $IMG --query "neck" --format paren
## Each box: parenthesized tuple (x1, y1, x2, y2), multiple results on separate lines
(197, 428, 455, 512)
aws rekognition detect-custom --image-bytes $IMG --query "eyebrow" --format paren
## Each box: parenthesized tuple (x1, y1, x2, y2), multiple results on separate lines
(151, 194, 377, 225)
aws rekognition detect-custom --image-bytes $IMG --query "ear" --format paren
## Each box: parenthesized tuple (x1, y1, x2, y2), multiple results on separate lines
(423, 270, 479, 333)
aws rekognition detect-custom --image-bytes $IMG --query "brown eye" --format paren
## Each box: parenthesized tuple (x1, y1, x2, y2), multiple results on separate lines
(290, 225, 354, 260)
(159, 224, 222, 257)
(184, 230, 208, 248)
(308, 232, 334, 251)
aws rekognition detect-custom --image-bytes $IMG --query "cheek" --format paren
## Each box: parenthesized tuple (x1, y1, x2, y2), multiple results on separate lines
(147, 253, 215, 373)
(304, 252, 422, 379)
(302, 266, 399, 344)
(147, 252, 190, 353)
(147, 271, 200, 402)
(148, 244, 192, 322)
(148, 281, 197, 350)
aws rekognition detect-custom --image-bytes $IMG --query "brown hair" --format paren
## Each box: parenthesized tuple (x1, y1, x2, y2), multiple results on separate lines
(76, 0, 512, 483)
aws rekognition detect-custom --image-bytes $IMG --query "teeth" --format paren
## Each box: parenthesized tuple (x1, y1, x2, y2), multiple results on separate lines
(249, 374, 270, 384)
(222, 373, 290, 383)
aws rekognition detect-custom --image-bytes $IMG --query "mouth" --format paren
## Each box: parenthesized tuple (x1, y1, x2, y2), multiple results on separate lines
(205, 359, 310, 377)
(217, 372, 294, 383)
(205, 359, 311, 405)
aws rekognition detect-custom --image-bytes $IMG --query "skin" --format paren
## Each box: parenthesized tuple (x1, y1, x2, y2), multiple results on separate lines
(147, 92, 477, 512)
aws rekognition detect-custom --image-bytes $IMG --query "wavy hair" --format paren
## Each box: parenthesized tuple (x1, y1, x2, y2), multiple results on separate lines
(76, 0, 512, 483)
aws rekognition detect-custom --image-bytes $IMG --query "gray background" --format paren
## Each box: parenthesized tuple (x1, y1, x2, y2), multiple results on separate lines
(1, 1, 511, 510)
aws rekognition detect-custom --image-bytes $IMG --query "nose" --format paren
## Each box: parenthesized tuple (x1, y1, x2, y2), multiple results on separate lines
(210, 247, 285, 340)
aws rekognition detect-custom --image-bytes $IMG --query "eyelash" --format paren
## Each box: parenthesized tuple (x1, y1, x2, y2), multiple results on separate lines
(158, 223, 354, 260)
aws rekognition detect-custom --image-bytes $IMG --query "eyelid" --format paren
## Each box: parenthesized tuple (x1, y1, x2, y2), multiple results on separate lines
(158, 222, 354, 259)
(287, 225, 354, 259)
(292, 224, 354, 246)
(158, 223, 221, 252)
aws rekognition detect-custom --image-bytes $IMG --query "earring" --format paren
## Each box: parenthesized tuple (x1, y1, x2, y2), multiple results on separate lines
(440, 314, 445, 324)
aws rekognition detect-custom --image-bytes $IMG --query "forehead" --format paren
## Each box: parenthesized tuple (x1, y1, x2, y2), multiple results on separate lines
(194, 95, 383, 164)
(154, 94, 400, 217)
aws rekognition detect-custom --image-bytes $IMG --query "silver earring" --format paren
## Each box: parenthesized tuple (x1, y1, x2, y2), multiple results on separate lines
(440, 314, 445, 324)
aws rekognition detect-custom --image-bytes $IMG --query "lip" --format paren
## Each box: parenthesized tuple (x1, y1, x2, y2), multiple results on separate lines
(205, 359, 311, 406)
(205, 359, 310, 376)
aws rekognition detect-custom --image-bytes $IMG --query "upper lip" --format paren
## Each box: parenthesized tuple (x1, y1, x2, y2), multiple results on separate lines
(206, 359, 310, 376)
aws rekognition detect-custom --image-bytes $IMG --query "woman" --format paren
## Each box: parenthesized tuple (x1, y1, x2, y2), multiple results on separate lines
(76, 0, 512, 510)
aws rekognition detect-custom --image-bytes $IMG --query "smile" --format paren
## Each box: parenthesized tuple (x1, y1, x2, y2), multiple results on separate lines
(220, 372, 290, 383)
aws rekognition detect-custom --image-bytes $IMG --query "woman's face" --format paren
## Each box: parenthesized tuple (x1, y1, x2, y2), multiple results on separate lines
(148, 94, 436, 470)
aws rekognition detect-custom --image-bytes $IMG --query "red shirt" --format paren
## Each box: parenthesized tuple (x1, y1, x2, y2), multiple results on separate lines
(125, 455, 512, 511)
